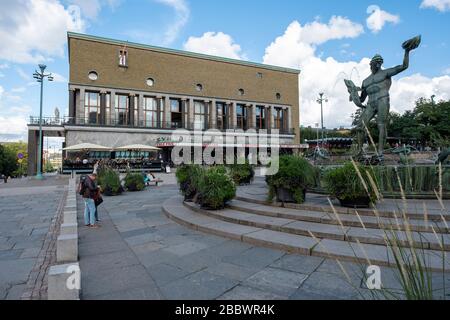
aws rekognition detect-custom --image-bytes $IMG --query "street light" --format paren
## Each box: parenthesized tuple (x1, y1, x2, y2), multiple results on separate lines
(33, 64, 53, 180)
(316, 92, 328, 149)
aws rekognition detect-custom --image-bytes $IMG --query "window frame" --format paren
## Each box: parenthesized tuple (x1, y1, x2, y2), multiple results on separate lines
(115, 94, 129, 126)
(84, 91, 101, 125)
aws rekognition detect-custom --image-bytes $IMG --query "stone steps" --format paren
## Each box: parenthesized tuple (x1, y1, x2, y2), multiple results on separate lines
(185, 201, 450, 251)
(163, 196, 450, 272)
(229, 199, 449, 234)
(235, 194, 450, 222)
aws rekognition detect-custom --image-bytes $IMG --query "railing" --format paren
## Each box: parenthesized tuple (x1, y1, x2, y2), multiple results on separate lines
(29, 116, 295, 134)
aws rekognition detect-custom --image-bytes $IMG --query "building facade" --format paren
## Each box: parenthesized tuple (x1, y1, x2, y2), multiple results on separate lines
(28, 32, 301, 174)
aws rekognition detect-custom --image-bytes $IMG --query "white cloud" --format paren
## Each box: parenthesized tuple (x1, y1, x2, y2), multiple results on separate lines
(444, 67, 450, 75)
(366, 5, 400, 33)
(16, 68, 30, 81)
(0, 0, 85, 64)
(184, 32, 245, 60)
(52, 72, 68, 83)
(263, 19, 450, 129)
(11, 87, 26, 93)
(68, 0, 122, 20)
(0, 63, 9, 69)
(155, 0, 190, 45)
(421, 0, 450, 12)
(0, 115, 28, 140)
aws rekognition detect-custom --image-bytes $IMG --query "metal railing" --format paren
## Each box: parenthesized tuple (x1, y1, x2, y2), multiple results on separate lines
(29, 116, 295, 134)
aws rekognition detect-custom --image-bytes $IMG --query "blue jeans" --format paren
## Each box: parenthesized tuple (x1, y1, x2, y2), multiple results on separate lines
(84, 198, 96, 226)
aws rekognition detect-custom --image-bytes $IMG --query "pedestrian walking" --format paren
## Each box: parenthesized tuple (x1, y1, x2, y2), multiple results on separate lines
(79, 173, 100, 229)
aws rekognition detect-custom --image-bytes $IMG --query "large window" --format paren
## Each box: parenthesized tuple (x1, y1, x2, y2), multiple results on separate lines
(143, 97, 158, 128)
(84, 92, 100, 124)
(115, 94, 129, 125)
(273, 107, 285, 131)
(256, 106, 266, 130)
(216, 102, 228, 130)
(194, 101, 206, 130)
(236, 104, 248, 130)
(171, 99, 182, 128)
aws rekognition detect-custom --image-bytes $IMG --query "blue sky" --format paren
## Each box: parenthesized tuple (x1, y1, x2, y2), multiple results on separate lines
(0, 0, 449, 144)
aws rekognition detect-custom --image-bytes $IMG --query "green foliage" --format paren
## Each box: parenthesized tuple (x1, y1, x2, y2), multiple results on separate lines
(43, 161, 56, 173)
(98, 168, 122, 196)
(0, 144, 18, 177)
(323, 162, 377, 203)
(124, 173, 145, 191)
(228, 162, 254, 185)
(266, 155, 317, 204)
(2, 142, 28, 176)
(176, 164, 204, 200)
(197, 166, 236, 210)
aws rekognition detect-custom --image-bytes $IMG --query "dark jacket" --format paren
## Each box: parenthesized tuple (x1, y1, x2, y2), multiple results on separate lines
(82, 176, 98, 199)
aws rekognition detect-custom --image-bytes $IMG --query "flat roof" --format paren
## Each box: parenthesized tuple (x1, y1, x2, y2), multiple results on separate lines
(67, 32, 301, 74)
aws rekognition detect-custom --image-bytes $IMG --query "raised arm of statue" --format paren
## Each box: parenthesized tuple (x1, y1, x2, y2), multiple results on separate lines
(386, 50, 409, 77)
(386, 35, 421, 78)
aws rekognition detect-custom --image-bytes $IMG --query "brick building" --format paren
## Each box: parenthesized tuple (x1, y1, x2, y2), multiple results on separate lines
(27, 32, 301, 175)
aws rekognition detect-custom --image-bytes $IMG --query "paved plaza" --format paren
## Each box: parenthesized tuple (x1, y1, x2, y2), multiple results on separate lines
(75, 174, 449, 300)
(0, 176, 67, 300)
(1, 174, 449, 300)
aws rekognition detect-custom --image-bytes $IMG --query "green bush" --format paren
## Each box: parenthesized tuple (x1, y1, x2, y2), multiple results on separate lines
(323, 162, 377, 203)
(197, 166, 236, 210)
(98, 168, 122, 196)
(175, 164, 204, 201)
(124, 173, 145, 192)
(228, 162, 255, 185)
(266, 155, 316, 204)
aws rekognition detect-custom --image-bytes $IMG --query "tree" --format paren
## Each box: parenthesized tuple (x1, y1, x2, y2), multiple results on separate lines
(0, 144, 18, 177)
(3, 142, 28, 176)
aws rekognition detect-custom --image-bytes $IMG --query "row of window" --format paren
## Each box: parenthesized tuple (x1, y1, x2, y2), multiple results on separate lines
(83, 92, 288, 131)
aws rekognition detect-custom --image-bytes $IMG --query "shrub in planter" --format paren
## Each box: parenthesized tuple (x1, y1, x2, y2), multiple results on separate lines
(124, 173, 145, 192)
(266, 155, 316, 204)
(197, 166, 236, 210)
(175, 164, 204, 201)
(98, 168, 123, 196)
(323, 162, 377, 208)
(228, 162, 255, 185)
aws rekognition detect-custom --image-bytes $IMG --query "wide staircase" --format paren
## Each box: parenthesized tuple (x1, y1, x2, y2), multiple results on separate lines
(163, 183, 450, 272)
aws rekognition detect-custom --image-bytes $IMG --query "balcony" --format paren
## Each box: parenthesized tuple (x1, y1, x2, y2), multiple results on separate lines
(28, 116, 295, 135)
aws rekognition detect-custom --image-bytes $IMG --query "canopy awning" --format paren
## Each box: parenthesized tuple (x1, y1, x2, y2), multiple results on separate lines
(114, 144, 161, 151)
(63, 143, 112, 151)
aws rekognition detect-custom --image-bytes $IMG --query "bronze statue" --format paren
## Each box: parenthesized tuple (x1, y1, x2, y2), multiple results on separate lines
(345, 36, 421, 157)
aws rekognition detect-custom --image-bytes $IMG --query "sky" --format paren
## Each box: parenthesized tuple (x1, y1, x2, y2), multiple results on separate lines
(0, 0, 450, 146)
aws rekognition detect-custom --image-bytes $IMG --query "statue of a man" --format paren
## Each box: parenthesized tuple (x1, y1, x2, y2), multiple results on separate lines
(346, 36, 421, 157)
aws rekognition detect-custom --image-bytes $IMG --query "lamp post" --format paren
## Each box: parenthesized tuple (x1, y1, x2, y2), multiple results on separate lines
(316, 92, 328, 149)
(33, 64, 54, 180)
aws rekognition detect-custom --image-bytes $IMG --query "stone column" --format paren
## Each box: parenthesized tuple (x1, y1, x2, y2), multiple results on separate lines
(189, 98, 195, 130)
(269, 105, 275, 129)
(100, 91, 107, 125)
(68, 88, 75, 124)
(129, 93, 135, 127)
(138, 94, 144, 127)
(110, 90, 116, 125)
(77, 88, 85, 125)
(231, 102, 237, 130)
(210, 99, 217, 129)
(164, 96, 171, 128)
(181, 98, 187, 129)
(286, 106, 292, 133)
(250, 104, 257, 129)
(27, 130, 38, 176)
